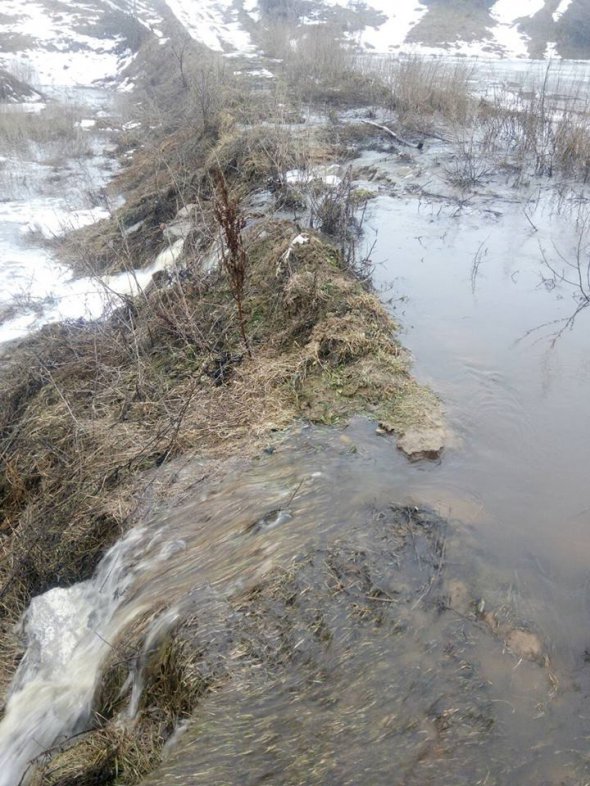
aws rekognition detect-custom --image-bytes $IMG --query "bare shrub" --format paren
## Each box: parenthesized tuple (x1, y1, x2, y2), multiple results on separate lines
(445, 129, 495, 187)
(474, 64, 590, 181)
(534, 211, 590, 342)
(212, 168, 252, 358)
(283, 26, 384, 105)
(0, 101, 89, 162)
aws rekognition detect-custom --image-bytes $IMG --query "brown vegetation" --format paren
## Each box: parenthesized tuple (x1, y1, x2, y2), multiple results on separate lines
(0, 217, 438, 619)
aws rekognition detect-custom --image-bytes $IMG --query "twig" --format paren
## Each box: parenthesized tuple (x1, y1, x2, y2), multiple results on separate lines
(470, 239, 488, 294)
(360, 119, 422, 149)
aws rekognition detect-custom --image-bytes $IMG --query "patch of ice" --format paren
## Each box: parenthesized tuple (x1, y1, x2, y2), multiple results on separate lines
(285, 165, 342, 186)
(1, 102, 46, 114)
(154, 238, 185, 269)
(234, 68, 274, 78)
(23, 206, 110, 240)
(118, 78, 135, 93)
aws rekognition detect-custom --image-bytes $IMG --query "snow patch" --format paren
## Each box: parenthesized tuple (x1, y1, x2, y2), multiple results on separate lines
(491, 0, 546, 25)
(545, 41, 560, 58)
(552, 0, 573, 22)
(489, 0, 545, 58)
(164, 0, 255, 53)
(352, 0, 428, 51)
(0, 4, 129, 86)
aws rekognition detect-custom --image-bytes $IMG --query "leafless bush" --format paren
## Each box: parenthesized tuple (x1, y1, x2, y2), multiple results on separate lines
(212, 168, 252, 358)
(282, 26, 384, 105)
(0, 101, 89, 162)
(308, 169, 372, 275)
(445, 129, 495, 187)
(375, 55, 475, 127)
(536, 212, 590, 342)
(476, 65, 590, 181)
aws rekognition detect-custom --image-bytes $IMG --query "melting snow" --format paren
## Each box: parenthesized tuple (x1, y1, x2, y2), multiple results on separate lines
(350, 0, 429, 51)
(552, 0, 574, 21)
(0, 0, 132, 86)
(491, 0, 546, 25)
(164, 0, 255, 53)
(489, 0, 546, 57)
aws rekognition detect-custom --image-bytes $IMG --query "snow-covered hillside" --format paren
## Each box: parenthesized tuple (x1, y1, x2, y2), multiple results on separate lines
(0, 0, 589, 92)
(164, 0, 590, 60)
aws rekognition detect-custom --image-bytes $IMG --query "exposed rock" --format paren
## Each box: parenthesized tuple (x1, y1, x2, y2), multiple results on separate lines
(445, 578, 471, 616)
(397, 427, 445, 461)
(175, 203, 197, 219)
(162, 204, 197, 242)
(481, 609, 500, 633)
(505, 629, 544, 662)
(163, 219, 192, 242)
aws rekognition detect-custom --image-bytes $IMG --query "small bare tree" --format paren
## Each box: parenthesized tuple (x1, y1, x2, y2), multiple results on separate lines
(212, 167, 252, 358)
(170, 32, 192, 90)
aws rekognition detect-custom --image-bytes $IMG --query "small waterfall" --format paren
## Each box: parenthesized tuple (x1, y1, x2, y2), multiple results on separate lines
(0, 525, 156, 786)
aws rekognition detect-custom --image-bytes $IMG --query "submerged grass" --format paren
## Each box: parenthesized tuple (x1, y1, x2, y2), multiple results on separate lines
(33, 505, 449, 786)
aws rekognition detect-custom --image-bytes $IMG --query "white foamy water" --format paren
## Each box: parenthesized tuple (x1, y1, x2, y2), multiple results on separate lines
(0, 527, 150, 786)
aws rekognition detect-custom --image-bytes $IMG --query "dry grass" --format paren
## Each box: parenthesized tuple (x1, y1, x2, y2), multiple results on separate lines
(59, 117, 331, 276)
(374, 56, 475, 128)
(0, 102, 90, 162)
(0, 219, 438, 624)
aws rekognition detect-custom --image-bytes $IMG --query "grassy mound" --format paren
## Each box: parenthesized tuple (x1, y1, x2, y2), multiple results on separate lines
(0, 220, 439, 620)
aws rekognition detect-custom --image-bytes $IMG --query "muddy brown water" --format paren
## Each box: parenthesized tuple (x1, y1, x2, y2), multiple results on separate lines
(363, 166, 590, 657)
(133, 154, 590, 782)
(131, 418, 588, 785)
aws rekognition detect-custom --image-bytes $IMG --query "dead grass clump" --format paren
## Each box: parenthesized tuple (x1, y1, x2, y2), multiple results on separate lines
(275, 25, 387, 106)
(0, 102, 89, 162)
(208, 124, 321, 191)
(554, 116, 590, 179)
(381, 56, 475, 128)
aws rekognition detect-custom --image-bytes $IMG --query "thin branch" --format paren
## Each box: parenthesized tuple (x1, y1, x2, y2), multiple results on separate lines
(360, 119, 423, 149)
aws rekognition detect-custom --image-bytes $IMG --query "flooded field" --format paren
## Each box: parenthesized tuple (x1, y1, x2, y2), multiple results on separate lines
(363, 158, 590, 664)
(1, 58, 590, 785)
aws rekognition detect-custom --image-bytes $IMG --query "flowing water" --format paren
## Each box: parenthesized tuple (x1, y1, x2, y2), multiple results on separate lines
(2, 62, 590, 784)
